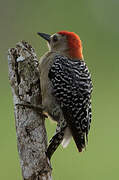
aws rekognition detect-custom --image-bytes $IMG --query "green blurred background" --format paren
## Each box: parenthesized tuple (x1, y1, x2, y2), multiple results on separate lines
(0, 0, 119, 179)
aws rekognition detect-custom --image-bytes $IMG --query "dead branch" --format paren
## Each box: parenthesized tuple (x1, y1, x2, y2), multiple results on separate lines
(8, 41, 52, 180)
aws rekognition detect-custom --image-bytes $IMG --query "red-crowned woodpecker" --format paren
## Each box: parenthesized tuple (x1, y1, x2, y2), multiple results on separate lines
(37, 31, 93, 160)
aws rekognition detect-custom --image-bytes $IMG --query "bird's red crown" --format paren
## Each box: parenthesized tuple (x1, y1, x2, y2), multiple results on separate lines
(58, 31, 83, 60)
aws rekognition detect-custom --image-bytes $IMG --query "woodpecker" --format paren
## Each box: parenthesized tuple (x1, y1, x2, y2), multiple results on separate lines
(37, 31, 93, 160)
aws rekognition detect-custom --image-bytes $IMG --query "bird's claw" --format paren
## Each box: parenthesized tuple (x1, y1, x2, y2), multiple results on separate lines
(15, 103, 46, 117)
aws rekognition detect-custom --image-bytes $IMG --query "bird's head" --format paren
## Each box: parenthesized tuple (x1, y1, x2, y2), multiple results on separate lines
(37, 31, 83, 60)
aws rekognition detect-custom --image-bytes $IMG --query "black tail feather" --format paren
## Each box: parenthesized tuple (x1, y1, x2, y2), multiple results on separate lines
(46, 126, 67, 160)
(71, 130, 86, 152)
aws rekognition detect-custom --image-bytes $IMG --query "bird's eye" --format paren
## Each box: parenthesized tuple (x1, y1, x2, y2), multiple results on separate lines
(53, 35, 58, 42)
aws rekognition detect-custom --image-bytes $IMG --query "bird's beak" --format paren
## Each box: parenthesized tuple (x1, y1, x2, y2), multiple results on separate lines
(37, 32, 51, 43)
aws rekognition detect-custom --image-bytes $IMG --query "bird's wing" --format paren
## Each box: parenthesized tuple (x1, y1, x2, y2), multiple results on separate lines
(48, 55, 93, 152)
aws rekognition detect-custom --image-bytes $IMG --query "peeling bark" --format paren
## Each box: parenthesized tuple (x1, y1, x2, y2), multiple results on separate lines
(8, 41, 52, 180)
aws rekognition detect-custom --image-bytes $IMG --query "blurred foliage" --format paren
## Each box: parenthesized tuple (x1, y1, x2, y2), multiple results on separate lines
(0, 0, 119, 179)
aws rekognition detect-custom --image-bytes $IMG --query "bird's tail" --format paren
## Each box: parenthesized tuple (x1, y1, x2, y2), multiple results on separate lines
(72, 131, 86, 152)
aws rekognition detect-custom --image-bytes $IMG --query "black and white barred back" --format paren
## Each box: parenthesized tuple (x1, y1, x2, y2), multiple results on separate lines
(48, 55, 93, 153)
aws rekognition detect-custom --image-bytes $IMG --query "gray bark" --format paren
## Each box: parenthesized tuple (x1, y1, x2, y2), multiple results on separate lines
(8, 41, 52, 180)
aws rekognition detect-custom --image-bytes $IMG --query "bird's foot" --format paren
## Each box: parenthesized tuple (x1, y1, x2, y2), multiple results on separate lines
(15, 102, 47, 118)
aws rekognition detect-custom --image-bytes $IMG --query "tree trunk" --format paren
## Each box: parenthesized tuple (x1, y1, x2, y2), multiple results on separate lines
(8, 41, 52, 180)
